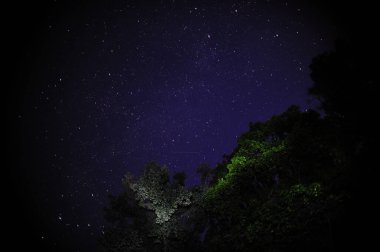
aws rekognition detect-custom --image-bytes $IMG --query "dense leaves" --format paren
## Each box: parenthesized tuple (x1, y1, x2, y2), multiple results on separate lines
(100, 163, 194, 251)
(100, 40, 375, 251)
(196, 106, 348, 251)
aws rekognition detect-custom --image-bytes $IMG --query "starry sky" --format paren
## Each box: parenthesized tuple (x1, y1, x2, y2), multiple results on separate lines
(9, 0, 337, 250)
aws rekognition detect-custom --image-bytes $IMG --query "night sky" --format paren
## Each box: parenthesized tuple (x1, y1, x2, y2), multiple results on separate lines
(9, 0, 337, 250)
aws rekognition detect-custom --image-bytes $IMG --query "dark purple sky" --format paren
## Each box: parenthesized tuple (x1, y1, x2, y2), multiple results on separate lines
(11, 0, 336, 250)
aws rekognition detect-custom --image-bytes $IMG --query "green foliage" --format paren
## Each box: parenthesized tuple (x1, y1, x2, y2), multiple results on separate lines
(101, 105, 349, 251)
(198, 106, 347, 251)
(245, 182, 344, 250)
(101, 105, 350, 251)
(100, 41, 370, 251)
(284, 183, 322, 202)
(204, 139, 285, 204)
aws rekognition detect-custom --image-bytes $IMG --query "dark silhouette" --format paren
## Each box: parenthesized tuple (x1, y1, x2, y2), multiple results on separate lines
(196, 163, 213, 186)
(173, 171, 187, 187)
(99, 163, 196, 251)
(100, 34, 378, 250)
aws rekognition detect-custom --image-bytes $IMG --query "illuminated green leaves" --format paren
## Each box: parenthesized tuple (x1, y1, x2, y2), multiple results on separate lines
(204, 139, 286, 203)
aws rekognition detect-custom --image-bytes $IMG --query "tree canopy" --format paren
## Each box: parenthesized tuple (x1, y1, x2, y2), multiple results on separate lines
(99, 40, 376, 251)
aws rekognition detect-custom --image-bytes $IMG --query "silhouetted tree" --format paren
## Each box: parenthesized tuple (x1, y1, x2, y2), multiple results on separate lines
(309, 38, 378, 250)
(100, 163, 194, 251)
(101, 36, 377, 250)
(196, 163, 212, 186)
(197, 106, 346, 251)
(173, 172, 187, 187)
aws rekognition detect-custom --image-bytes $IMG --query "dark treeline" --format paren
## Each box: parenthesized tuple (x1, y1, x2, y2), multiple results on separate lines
(100, 2, 378, 251)
(99, 39, 377, 252)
